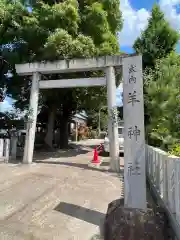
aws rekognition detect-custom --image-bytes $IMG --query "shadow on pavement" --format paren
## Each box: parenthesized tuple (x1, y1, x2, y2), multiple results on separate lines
(5, 144, 92, 164)
(99, 151, 124, 158)
(100, 161, 109, 167)
(34, 160, 125, 180)
(54, 202, 105, 237)
(34, 160, 110, 173)
(33, 144, 91, 161)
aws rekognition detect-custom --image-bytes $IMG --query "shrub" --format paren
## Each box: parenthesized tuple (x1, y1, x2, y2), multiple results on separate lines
(78, 125, 89, 140)
(169, 144, 180, 157)
(71, 124, 91, 141)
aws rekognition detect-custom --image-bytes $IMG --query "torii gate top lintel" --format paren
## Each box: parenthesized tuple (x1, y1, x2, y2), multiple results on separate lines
(15, 54, 141, 75)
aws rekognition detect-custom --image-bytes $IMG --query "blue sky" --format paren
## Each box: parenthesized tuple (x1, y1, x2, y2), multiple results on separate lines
(1, 0, 180, 111)
(116, 0, 180, 105)
(119, 0, 180, 54)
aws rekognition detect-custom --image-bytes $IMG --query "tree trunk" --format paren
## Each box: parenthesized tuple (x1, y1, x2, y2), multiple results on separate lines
(59, 116, 69, 149)
(44, 108, 55, 148)
(58, 92, 75, 149)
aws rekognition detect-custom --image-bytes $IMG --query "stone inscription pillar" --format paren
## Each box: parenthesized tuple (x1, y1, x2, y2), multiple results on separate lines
(123, 56, 146, 210)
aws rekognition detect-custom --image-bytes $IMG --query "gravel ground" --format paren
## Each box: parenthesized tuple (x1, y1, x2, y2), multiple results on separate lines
(0, 141, 123, 240)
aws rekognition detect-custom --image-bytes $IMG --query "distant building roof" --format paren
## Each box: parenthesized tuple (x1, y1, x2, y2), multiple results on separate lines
(72, 112, 88, 124)
(74, 113, 87, 120)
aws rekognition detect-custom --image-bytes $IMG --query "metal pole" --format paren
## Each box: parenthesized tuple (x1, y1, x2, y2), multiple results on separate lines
(98, 108, 101, 136)
(98, 106, 107, 136)
(75, 121, 78, 142)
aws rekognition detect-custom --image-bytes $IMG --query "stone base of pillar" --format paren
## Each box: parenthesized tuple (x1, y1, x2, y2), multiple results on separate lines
(104, 199, 167, 240)
(109, 156, 120, 173)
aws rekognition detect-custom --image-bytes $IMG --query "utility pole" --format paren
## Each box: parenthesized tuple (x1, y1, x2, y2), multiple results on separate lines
(98, 106, 107, 136)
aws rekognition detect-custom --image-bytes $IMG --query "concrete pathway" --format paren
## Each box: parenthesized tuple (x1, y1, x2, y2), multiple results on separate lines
(0, 141, 124, 240)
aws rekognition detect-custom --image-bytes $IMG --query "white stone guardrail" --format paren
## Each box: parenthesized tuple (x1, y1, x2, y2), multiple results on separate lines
(0, 138, 10, 162)
(146, 145, 180, 239)
(0, 137, 18, 162)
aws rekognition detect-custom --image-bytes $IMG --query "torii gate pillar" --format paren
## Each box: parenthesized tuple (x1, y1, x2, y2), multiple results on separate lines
(106, 66, 119, 172)
(23, 72, 40, 164)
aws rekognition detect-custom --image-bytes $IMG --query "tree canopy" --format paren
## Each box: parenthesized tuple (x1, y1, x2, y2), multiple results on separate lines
(145, 53, 180, 150)
(133, 4, 179, 69)
(133, 4, 179, 147)
(0, 0, 123, 148)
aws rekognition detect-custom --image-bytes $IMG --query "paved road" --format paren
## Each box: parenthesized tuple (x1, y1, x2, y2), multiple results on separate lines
(0, 140, 123, 240)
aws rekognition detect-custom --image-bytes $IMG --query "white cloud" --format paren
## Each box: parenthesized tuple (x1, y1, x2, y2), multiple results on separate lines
(0, 99, 13, 112)
(119, 0, 150, 46)
(116, 83, 123, 106)
(0, 97, 14, 113)
(160, 0, 180, 30)
(119, 0, 180, 47)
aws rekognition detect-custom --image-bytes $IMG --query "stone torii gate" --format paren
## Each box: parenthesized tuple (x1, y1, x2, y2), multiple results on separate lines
(15, 54, 146, 210)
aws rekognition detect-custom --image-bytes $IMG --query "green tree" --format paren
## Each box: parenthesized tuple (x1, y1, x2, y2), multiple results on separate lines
(133, 4, 179, 69)
(0, 111, 25, 130)
(87, 108, 108, 131)
(117, 106, 123, 119)
(133, 4, 179, 140)
(1, 0, 123, 148)
(144, 53, 180, 150)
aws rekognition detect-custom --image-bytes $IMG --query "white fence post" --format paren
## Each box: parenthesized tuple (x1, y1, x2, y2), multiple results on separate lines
(162, 154, 168, 204)
(158, 151, 163, 197)
(150, 147, 153, 180)
(11, 136, 17, 160)
(156, 151, 160, 191)
(167, 156, 176, 214)
(0, 139, 4, 158)
(146, 145, 149, 171)
(152, 148, 156, 184)
(175, 159, 180, 223)
(147, 146, 153, 179)
(0, 138, 11, 162)
(4, 139, 10, 163)
(146, 145, 180, 238)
